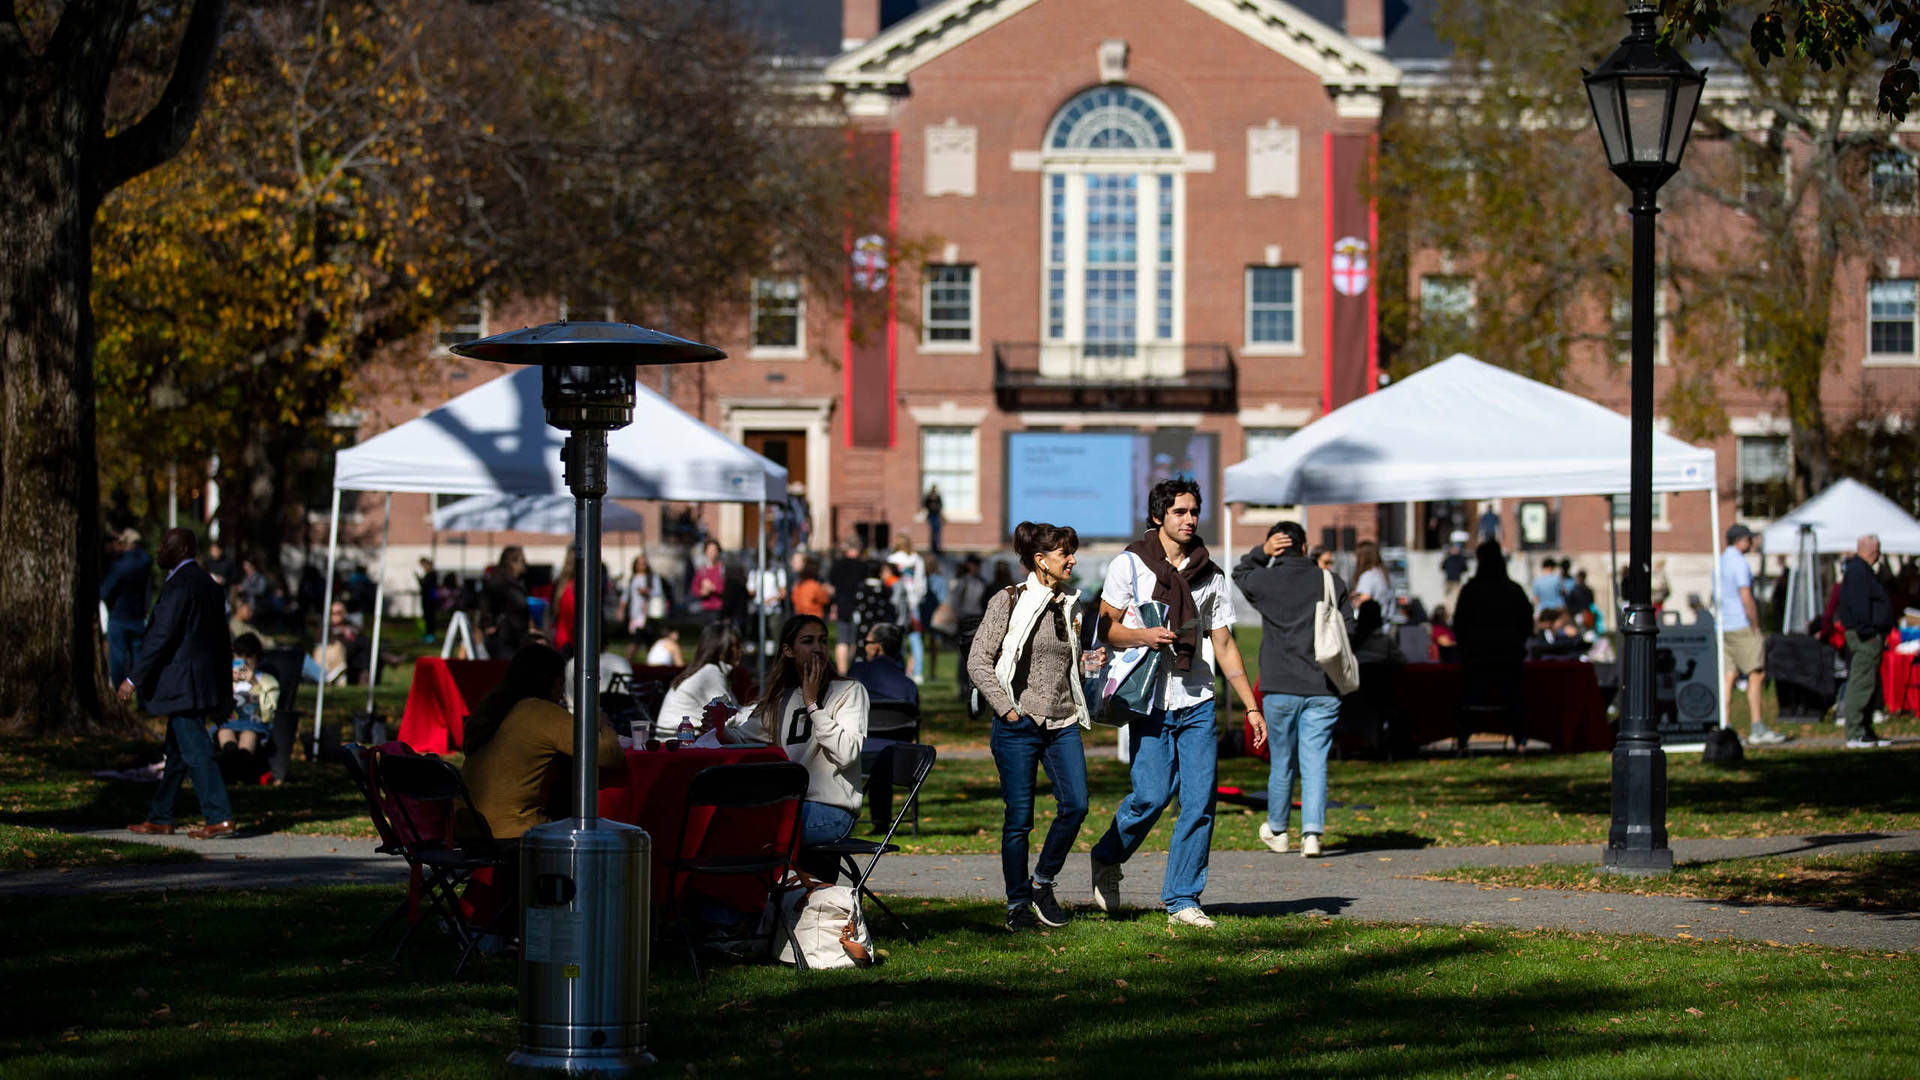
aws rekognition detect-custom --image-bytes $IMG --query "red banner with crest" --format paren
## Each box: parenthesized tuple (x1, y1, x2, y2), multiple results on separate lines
(844, 129, 898, 449)
(1322, 133, 1378, 412)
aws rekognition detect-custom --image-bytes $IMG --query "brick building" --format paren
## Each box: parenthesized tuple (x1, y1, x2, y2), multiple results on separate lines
(329, 0, 1919, 616)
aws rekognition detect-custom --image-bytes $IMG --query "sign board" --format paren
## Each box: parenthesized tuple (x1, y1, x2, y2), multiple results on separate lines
(1653, 624, 1721, 738)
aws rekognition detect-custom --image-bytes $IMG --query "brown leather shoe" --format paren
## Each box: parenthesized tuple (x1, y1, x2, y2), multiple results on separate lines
(127, 822, 175, 836)
(187, 821, 237, 840)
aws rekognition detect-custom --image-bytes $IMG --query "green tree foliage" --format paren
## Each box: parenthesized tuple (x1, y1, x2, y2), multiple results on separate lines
(1662, 0, 1920, 118)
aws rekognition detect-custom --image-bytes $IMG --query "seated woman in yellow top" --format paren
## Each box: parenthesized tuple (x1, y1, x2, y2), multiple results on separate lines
(461, 643, 623, 841)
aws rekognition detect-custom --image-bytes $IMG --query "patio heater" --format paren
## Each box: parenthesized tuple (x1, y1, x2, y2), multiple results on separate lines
(451, 322, 723, 1077)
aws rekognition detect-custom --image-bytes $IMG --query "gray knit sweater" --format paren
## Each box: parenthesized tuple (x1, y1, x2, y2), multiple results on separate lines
(966, 585, 1080, 727)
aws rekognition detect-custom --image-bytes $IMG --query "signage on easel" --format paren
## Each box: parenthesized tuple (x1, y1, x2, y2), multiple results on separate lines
(1653, 622, 1719, 739)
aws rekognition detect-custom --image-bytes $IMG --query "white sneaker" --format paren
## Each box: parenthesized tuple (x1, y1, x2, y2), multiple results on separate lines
(1747, 729, 1790, 746)
(1090, 856, 1123, 913)
(1168, 907, 1216, 929)
(1301, 833, 1323, 858)
(1258, 822, 1290, 853)
(1845, 738, 1894, 749)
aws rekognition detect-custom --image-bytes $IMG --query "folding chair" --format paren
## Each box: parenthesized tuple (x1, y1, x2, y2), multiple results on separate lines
(664, 761, 809, 979)
(373, 749, 516, 975)
(808, 743, 937, 940)
(338, 742, 418, 948)
(863, 699, 922, 834)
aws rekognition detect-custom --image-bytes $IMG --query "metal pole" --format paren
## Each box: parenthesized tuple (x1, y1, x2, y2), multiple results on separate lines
(366, 493, 393, 714)
(567, 430, 608, 824)
(757, 494, 768, 688)
(313, 488, 343, 751)
(167, 464, 178, 529)
(1709, 489, 1727, 729)
(1604, 185, 1672, 875)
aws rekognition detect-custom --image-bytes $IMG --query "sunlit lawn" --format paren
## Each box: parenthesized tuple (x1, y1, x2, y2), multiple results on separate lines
(2, 886, 1915, 1079)
(1421, 851, 1920, 912)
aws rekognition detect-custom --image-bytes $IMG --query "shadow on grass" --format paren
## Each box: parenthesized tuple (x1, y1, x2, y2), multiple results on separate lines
(1337, 829, 1437, 851)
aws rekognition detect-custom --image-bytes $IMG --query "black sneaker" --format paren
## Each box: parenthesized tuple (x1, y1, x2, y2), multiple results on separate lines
(1006, 905, 1040, 932)
(1030, 880, 1070, 927)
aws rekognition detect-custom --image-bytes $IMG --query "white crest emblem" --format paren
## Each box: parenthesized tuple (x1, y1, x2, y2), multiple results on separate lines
(1331, 235, 1370, 297)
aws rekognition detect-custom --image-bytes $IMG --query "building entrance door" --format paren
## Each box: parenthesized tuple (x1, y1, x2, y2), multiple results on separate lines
(743, 429, 806, 547)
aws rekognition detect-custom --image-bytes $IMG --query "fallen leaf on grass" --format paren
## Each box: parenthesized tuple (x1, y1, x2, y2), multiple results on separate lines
(1685, 1007, 1704, 1017)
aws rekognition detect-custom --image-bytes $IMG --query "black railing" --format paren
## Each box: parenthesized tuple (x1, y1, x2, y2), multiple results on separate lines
(991, 342, 1237, 412)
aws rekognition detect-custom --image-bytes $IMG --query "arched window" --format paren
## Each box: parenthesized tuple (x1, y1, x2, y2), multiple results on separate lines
(1041, 87, 1185, 374)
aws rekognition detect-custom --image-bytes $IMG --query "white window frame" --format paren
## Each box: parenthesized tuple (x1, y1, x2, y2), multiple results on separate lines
(1611, 283, 1669, 366)
(749, 276, 805, 359)
(435, 296, 488, 352)
(1608, 492, 1671, 532)
(1243, 266, 1302, 355)
(1238, 426, 1301, 516)
(1871, 148, 1918, 215)
(1038, 86, 1188, 378)
(1735, 433, 1793, 522)
(920, 264, 979, 353)
(1739, 142, 1789, 207)
(1866, 277, 1919, 366)
(918, 425, 981, 522)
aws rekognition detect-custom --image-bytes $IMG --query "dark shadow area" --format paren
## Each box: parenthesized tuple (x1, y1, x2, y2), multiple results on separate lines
(1336, 829, 1437, 851)
(1209, 896, 1356, 918)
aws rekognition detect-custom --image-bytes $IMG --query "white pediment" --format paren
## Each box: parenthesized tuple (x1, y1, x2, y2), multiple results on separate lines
(826, 0, 1399, 95)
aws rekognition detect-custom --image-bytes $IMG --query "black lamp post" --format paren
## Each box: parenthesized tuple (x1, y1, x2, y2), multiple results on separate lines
(1584, 3, 1704, 875)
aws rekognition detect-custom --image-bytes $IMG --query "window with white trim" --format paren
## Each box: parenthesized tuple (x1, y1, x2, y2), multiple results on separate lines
(750, 277, 803, 354)
(1609, 493, 1668, 525)
(1740, 144, 1787, 207)
(922, 264, 977, 347)
(1041, 86, 1185, 366)
(1869, 277, 1916, 356)
(1872, 149, 1918, 213)
(1244, 266, 1300, 349)
(1611, 283, 1668, 364)
(1240, 426, 1299, 512)
(919, 427, 978, 519)
(436, 298, 487, 349)
(1420, 274, 1475, 361)
(1737, 435, 1792, 519)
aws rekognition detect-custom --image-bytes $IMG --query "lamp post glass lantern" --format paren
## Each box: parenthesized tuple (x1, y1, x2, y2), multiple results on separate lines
(450, 321, 724, 1076)
(1583, 4, 1704, 876)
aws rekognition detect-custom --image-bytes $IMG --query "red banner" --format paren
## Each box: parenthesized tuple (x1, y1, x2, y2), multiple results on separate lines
(844, 129, 898, 449)
(1322, 133, 1378, 412)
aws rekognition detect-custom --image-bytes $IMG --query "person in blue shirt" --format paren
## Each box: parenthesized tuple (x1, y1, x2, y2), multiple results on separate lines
(847, 622, 918, 834)
(1719, 524, 1784, 745)
(1529, 557, 1567, 613)
(100, 527, 153, 687)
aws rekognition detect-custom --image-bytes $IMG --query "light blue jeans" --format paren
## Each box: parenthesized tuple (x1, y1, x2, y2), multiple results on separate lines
(1091, 699, 1217, 913)
(1263, 693, 1342, 835)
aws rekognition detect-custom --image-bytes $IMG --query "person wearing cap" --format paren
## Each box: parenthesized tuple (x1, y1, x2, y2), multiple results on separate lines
(100, 527, 153, 688)
(1720, 524, 1784, 745)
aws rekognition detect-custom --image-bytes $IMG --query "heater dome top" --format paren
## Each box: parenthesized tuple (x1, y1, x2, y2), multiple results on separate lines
(449, 321, 726, 367)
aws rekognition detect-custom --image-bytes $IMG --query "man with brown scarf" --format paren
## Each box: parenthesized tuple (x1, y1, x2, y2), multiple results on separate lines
(1089, 479, 1262, 929)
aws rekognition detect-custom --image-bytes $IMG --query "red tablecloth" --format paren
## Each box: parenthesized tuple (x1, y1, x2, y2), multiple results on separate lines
(1392, 660, 1612, 751)
(397, 657, 509, 753)
(1884, 631, 1920, 714)
(598, 745, 792, 912)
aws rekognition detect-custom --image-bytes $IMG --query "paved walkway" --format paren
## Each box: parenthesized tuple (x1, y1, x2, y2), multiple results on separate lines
(8, 826, 1918, 952)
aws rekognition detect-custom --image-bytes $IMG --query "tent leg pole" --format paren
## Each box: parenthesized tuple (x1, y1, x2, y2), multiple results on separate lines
(1710, 490, 1727, 731)
(314, 489, 342, 753)
(367, 493, 393, 715)
(757, 496, 768, 689)
(1607, 496, 1619, 633)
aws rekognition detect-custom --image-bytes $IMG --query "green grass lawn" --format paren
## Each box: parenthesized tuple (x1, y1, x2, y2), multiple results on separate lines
(2, 886, 1915, 1079)
(1421, 850, 1920, 913)
(0, 824, 199, 871)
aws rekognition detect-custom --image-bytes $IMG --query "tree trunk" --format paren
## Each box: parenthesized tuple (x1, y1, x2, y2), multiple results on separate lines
(0, 89, 112, 733)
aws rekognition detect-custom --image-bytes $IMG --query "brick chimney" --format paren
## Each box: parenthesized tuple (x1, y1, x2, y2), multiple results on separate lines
(1345, 0, 1384, 51)
(843, 0, 880, 51)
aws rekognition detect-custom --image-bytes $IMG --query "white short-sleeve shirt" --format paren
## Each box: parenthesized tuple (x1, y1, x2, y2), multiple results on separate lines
(1101, 550, 1235, 712)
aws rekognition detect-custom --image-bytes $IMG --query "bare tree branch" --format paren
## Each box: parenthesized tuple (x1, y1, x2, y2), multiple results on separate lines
(93, 0, 228, 200)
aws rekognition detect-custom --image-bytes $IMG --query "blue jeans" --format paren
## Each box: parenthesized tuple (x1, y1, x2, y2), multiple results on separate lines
(1091, 699, 1217, 913)
(147, 713, 234, 826)
(798, 801, 855, 846)
(106, 621, 144, 688)
(990, 715, 1089, 906)
(1263, 693, 1342, 835)
(904, 630, 924, 681)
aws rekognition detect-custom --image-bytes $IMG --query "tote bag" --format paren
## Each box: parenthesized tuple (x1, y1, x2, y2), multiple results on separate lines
(1315, 569, 1362, 695)
(1087, 554, 1166, 726)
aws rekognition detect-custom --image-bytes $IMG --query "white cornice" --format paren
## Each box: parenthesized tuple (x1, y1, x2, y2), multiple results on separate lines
(826, 0, 1399, 95)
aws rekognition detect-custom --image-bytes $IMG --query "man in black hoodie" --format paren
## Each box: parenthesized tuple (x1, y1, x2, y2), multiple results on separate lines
(1232, 520, 1356, 859)
(1835, 533, 1894, 748)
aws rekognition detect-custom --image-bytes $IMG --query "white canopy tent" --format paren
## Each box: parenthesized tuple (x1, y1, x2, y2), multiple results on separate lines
(1221, 353, 1728, 727)
(315, 366, 787, 745)
(431, 493, 648, 535)
(1758, 478, 1920, 555)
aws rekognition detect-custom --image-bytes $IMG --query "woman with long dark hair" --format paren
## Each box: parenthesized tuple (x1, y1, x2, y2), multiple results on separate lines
(461, 643, 622, 841)
(656, 622, 743, 737)
(967, 521, 1101, 932)
(718, 615, 869, 848)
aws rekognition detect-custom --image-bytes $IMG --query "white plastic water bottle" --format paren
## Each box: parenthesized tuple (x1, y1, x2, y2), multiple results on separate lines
(676, 716, 697, 742)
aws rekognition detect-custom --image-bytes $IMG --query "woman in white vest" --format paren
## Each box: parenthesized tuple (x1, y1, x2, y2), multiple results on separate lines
(966, 521, 1102, 933)
(720, 615, 870, 852)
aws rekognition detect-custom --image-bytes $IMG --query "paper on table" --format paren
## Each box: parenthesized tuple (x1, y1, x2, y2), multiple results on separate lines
(691, 728, 726, 749)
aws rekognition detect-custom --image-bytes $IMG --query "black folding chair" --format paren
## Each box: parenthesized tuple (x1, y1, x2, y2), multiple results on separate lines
(665, 761, 809, 979)
(864, 699, 922, 834)
(809, 743, 937, 940)
(373, 749, 516, 975)
(339, 743, 416, 949)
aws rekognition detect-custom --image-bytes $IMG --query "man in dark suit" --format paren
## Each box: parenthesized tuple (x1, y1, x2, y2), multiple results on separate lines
(121, 528, 238, 839)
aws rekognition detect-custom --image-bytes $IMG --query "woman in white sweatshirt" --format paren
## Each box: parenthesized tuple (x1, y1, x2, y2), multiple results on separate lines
(655, 622, 741, 738)
(720, 615, 870, 848)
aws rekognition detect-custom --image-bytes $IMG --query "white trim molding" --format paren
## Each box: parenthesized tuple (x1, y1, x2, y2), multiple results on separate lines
(1728, 414, 1791, 437)
(908, 402, 991, 426)
(1237, 403, 1315, 428)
